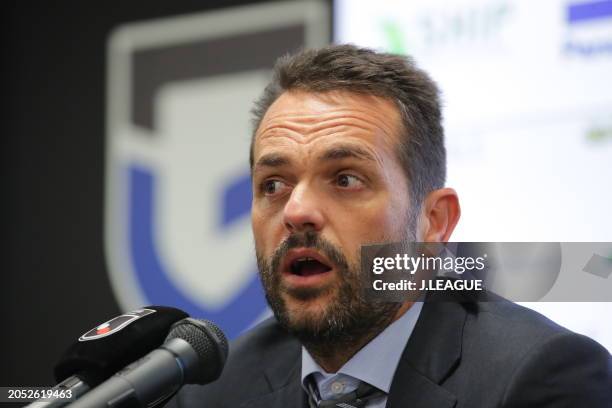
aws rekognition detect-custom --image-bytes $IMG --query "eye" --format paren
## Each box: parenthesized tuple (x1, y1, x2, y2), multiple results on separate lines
(336, 173, 364, 189)
(261, 179, 288, 196)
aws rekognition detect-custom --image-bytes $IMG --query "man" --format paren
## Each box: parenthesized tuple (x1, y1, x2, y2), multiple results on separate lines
(171, 45, 611, 407)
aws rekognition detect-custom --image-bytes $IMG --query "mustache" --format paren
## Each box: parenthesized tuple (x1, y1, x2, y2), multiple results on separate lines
(269, 231, 349, 275)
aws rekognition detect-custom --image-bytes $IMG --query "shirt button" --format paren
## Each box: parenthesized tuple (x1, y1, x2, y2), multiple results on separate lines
(331, 381, 344, 394)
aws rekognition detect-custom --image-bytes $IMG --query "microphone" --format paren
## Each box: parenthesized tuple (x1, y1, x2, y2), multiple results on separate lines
(26, 306, 188, 407)
(66, 318, 229, 408)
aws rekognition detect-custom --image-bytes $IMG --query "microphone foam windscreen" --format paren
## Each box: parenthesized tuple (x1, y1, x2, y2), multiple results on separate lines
(166, 318, 229, 384)
(54, 305, 188, 386)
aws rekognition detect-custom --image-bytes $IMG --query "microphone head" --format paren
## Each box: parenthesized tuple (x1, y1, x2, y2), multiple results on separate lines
(54, 306, 188, 386)
(166, 318, 229, 384)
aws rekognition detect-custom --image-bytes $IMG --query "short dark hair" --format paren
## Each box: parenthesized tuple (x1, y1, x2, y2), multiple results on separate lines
(250, 44, 445, 208)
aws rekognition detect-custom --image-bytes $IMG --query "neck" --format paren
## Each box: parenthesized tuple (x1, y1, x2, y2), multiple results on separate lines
(304, 301, 413, 373)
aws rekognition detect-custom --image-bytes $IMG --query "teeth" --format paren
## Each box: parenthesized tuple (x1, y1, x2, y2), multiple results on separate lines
(296, 257, 314, 262)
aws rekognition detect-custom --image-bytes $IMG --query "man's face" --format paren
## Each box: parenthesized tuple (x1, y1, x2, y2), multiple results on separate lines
(251, 90, 414, 342)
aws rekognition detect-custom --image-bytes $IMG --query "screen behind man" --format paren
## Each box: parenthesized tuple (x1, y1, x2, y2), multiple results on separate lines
(170, 45, 612, 408)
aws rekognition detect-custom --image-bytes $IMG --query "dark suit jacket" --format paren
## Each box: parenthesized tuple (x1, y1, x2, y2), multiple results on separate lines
(169, 291, 612, 407)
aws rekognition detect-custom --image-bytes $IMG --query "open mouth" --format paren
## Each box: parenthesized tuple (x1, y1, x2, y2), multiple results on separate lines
(290, 257, 332, 276)
(282, 249, 334, 279)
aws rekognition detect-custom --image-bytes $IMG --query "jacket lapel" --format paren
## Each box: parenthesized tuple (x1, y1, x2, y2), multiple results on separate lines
(386, 293, 469, 408)
(240, 376, 307, 408)
(240, 339, 307, 408)
(242, 290, 470, 408)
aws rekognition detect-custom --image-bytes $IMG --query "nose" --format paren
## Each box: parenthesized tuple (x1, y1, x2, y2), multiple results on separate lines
(282, 183, 325, 233)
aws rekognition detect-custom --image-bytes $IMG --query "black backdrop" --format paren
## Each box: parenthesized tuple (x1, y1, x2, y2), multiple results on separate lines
(1, 0, 333, 387)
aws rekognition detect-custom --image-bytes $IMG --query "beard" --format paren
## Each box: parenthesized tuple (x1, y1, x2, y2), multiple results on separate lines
(256, 230, 405, 352)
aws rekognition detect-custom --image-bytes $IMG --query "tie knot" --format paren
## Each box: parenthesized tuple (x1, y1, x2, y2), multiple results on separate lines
(307, 379, 384, 408)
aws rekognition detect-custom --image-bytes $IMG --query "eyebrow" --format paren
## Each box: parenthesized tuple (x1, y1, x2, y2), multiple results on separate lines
(253, 144, 377, 172)
(319, 145, 377, 162)
(254, 153, 290, 171)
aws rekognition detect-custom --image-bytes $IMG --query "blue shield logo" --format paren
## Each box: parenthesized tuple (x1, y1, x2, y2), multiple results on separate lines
(104, 3, 329, 338)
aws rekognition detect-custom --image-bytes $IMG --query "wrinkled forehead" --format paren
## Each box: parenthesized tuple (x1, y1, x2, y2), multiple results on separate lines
(252, 90, 403, 164)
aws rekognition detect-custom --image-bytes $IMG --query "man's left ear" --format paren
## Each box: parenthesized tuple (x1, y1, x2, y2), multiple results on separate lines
(418, 188, 461, 242)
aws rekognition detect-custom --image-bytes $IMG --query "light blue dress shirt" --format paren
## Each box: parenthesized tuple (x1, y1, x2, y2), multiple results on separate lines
(301, 301, 423, 407)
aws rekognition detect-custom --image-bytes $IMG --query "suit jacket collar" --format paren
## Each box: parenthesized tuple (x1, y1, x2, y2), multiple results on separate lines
(386, 292, 469, 408)
(240, 330, 306, 408)
(242, 291, 470, 408)
(241, 361, 306, 408)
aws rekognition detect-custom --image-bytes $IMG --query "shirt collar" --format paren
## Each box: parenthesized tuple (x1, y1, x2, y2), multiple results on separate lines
(301, 301, 423, 394)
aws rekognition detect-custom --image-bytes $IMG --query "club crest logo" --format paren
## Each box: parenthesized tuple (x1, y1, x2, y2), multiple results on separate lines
(104, 2, 329, 338)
